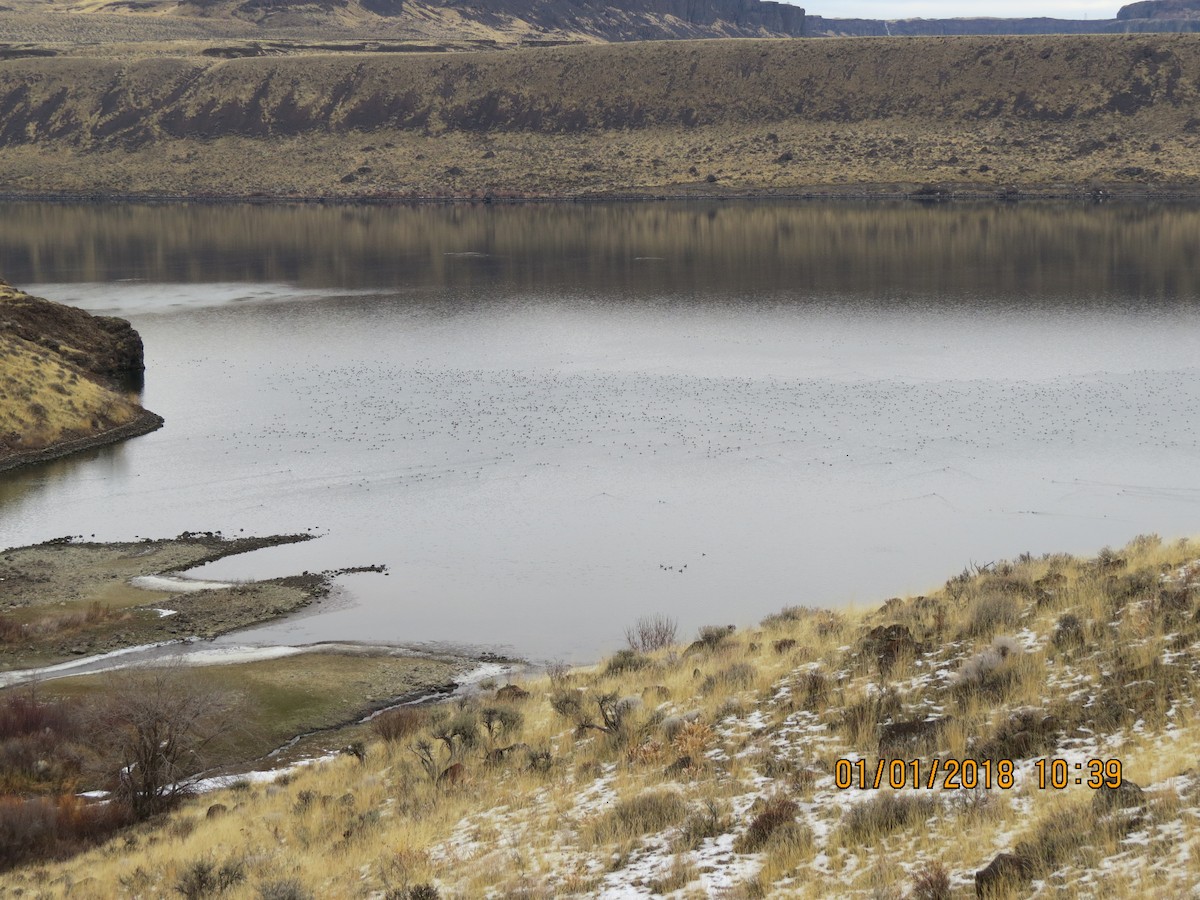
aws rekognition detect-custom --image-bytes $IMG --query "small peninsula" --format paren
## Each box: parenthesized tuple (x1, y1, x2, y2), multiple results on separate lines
(0, 280, 163, 472)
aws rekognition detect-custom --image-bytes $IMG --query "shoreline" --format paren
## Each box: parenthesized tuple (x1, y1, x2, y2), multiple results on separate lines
(2, 183, 1199, 206)
(0, 408, 165, 475)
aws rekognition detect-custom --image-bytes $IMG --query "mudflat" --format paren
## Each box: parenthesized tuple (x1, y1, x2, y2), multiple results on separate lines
(0, 532, 322, 668)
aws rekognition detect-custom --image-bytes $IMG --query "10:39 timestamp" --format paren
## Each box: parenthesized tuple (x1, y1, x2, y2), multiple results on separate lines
(1034, 758, 1122, 790)
(833, 757, 1124, 790)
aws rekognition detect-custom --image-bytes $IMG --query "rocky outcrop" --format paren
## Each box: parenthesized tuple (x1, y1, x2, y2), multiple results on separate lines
(0, 280, 162, 471)
(805, 8, 1200, 37)
(0, 280, 145, 380)
(179, 0, 803, 36)
(1119, 1, 1200, 20)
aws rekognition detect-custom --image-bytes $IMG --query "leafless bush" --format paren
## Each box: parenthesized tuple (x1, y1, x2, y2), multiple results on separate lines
(910, 860, 951, 900)
(371, 707, 427, 744)
(479, 706, 524, 747)
(87, 665, 241, 818)
(0, 795, 134, 872)
(544, 659, 571, 687)
(174, 857, 246, 899)
(625, 614, 678, 653)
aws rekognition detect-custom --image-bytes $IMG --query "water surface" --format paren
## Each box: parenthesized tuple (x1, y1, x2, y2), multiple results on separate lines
(2, 201, 1199, 660)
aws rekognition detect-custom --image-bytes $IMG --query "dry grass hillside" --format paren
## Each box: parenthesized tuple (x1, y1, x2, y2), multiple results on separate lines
(0, 281, 161, 468)
(3, 532, 1199, 896)
(0, 34, 1198, 197)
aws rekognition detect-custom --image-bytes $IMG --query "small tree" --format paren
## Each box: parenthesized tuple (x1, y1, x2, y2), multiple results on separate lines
(88, 665, 237, 818)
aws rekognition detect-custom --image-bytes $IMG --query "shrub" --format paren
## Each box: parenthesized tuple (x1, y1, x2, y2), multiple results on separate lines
(90, 666, 239, 818)
(604, 649, 652, 675)
(694, 625, 735, 651)
(676, 798, 730, 850)
(258, 879, 312, 900)
(911, 861, 951, 900)
(0, 692, 77, 741)
(1051, 613, 1085, 650)
(671, 720, 714, 763)
(0, 616, 23, 643)
(1020, 804, 1098, 871)
(625, 614, 678, 653)
(0, 795, 133, 872)
(814, 611, 846, 638)
(953, 635, 1024, 696)
(701, 662, 756, 694)
(734, 797, 798, 853)
(839, 793, 936, 842)
(964, 591, 1021, 637)
(760, 606, 816, 628)
(480, 706, 524, 746)
(174, 858, 245, 899)
(799, 668, 828, 709)
(371, 707, 427, 744)
(590, 790, 688, 844)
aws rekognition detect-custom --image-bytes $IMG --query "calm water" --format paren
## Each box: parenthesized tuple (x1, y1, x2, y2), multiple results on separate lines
(2, 201, 1200, 661)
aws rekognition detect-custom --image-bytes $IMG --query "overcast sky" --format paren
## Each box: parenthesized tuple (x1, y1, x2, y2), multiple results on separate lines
(807, 2, 1121, 17)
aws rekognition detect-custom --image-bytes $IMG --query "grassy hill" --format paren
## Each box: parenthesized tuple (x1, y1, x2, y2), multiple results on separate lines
(0, 33, 1197, 198)
(3, 532, 1198, 896)
(0, 281, 162, 470)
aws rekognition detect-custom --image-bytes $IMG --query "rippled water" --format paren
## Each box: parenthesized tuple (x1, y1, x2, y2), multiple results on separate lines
(2, 201, 1200, 660)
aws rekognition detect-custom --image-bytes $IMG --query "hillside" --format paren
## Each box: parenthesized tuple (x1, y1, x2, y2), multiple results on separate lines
(0, 34, 1197, 198)
(0, 0, 805, 45)
(0, 281, 162, 470)
(2, 533, 1198, 896)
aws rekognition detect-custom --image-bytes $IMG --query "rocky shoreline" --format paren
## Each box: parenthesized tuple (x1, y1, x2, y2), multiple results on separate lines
(3, 181, 1200, 205)
(0, 407, 164, 474)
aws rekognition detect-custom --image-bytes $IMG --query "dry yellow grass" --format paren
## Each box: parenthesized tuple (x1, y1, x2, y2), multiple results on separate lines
(5, 531, 1200, 896)
(0, 281, 161, 469)
(0, 331, 140, 453)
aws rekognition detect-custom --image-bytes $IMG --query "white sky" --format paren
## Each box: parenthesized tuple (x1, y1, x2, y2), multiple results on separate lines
(806, 2, 1122, 18)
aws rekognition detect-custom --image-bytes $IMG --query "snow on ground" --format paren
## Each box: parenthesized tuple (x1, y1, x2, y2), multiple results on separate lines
(130, 574, 236, 592)
(0, 639, 186, 687)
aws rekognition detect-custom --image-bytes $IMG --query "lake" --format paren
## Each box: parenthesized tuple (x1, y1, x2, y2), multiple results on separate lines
(2, 200, 1199, 661)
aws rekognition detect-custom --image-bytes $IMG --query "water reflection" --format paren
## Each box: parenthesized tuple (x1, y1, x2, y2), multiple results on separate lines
(3, 200, 1200, 301)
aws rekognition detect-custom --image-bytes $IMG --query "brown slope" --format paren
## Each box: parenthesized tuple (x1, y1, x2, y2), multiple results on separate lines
(0, 34, 1197, 198)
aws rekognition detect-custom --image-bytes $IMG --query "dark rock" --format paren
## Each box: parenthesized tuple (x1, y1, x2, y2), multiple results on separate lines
(975, 852, 1033, 897)
(495, 684, 530, 701)
(0, 285, 145, 380)
(206, 803, 228, 819)
(1092, 779, 1145, 814)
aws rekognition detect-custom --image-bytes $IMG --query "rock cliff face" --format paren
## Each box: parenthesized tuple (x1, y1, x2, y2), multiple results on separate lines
(1118, 0, 1200, 20)
(449, 0, 806, 38)
(178, 0, 803, 36)
(0, 282, 145, 380)
(805, 3, 1200, 37)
